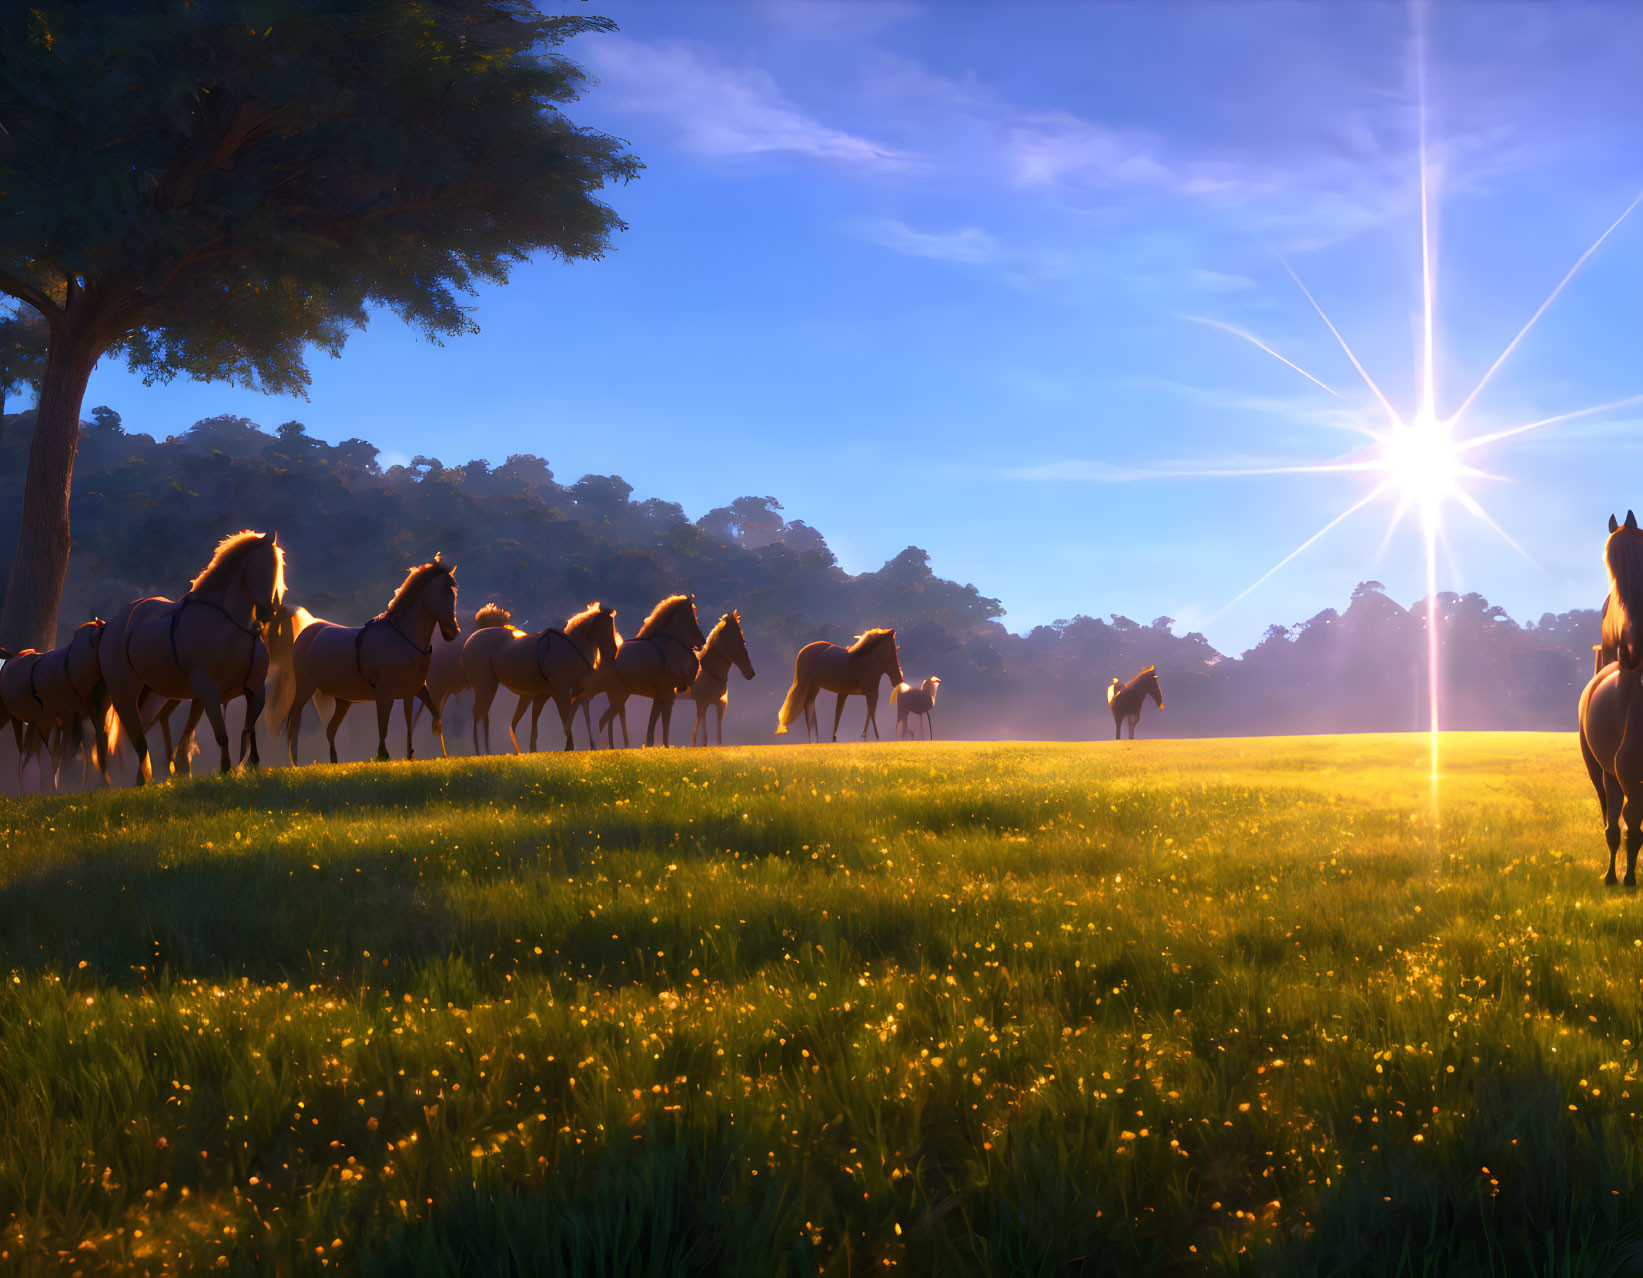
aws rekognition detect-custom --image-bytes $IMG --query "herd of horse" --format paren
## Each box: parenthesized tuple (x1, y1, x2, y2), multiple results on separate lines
(4, 530, 1124, 792)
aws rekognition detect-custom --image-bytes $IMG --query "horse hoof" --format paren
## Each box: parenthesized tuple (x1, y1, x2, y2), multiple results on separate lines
(1628, 875, 1638, 889)
(375, 750, 390, 763)
(1607, 873, 1619, 887)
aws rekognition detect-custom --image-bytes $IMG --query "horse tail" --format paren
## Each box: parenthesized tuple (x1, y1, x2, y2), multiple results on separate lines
(776, 645, 819, 734)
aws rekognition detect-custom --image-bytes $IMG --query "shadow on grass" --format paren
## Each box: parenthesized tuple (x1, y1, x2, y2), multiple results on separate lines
(1255, 1062, 1643, 1277)
(358, 1118, 814, 1278)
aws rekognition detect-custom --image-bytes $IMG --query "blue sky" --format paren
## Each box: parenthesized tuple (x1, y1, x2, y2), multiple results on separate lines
(84, 1, 1643, 652)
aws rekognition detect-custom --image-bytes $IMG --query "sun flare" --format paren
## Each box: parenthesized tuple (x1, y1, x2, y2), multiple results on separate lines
(1178, 10, 1643, 795)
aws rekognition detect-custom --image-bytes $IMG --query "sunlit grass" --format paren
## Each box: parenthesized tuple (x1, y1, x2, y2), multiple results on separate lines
(0, 735, 1638, 1275)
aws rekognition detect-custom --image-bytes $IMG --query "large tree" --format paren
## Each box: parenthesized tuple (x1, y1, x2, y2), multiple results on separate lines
(0, 1, 638, 648)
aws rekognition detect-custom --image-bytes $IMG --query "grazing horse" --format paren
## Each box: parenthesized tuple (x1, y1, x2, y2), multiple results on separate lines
(775, 628, 904, 742)
(892, 675, 940, 741)
(1581, 510, 1643, 885)
(462, 602, 618, 753)
(103, 531, 285, 783)
(685, 611, 757, 747)
(1108, 666, 1163, 740)
(0, 620, 115, 790)
(594, 595, 708, 748)
(285, 557, 460, 764)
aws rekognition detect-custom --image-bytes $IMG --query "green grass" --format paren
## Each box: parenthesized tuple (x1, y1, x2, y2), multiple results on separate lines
(2, 734, 1641, 1275)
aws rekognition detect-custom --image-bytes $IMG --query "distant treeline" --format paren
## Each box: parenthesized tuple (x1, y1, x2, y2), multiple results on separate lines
(0, 408, 1600, 743)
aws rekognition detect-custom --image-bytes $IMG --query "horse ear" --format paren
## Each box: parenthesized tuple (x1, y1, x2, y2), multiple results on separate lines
(434, 550, 443, 563)
(1628, 511, 1638, 531)
(1612, 514, 1621, 533)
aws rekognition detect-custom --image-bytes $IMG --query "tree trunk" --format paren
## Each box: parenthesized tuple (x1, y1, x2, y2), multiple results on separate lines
(0, 332, 101, 652)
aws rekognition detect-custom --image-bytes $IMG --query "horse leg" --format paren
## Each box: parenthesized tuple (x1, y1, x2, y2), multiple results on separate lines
(470, 678, 497, 755)
(113, 695, 151, 787)
(691, 702, 702, 747)
(646, 699, 663, 748)
(1129, 716, 1138, 741)
(417, 687, 446, 757)
(556, 692, 577, 752)
(508, 696, 530, 755)
(716, 701, 726, 746)
(862, 685, 881, 741)
(1619, 693, 1643, 888)
(579, 696, 596, 750)
(400, 695, 417, 760)
(529, 694, 548, 753)
(373, 692, 394, 761)
(12, 718, 27, 792)
(286, 683, 314, 766)
(1584, 727, 1622, 885)
(241, 681, 266, 769)
(832, 693, 848, 744)
(183, 670, 232, 774)
(172, 703, 205, 778)
(661, 698, 676, 747)
(927, 711, 935, 740)
(325, 700, 352, 764)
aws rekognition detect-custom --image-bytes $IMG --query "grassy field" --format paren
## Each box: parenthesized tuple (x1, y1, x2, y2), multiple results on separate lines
(1, 734, 1640, 1275)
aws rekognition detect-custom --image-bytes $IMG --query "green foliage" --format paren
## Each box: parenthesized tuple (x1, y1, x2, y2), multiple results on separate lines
(0, 736, 1640, 1273)
(0, 0, 640, 391)
(0, 304, 45, 412)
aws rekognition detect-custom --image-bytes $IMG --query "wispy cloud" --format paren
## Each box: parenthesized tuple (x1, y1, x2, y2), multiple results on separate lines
(582, 37, 904, 168)
(861, 218, 998, 264)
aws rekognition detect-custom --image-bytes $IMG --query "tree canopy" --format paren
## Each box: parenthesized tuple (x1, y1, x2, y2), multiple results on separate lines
(0, 1, 639, 647)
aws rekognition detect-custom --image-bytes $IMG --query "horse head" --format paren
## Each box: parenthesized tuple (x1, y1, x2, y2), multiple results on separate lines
(682, 594, 707, 650)
(881, 629, 904, 687)
(720, 611, 756, 680)
(1142, 665, 1164, 708)
(427, 559, 460, 643)
(245, 532, 286, 627)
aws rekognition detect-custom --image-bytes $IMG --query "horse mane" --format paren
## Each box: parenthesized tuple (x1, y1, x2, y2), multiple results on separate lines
(564, 600, 611, 639)
(189, 530, 283, 597)
(1606, 526, 1643, 662)
(637, 594, 692, 637)
(378, 558, 452, 622)
(474, 604, 512, 629)
(848, 627, 895, 655)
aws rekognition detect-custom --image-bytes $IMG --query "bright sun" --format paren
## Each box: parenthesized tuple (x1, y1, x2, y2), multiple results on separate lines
(1375, 415, 1467, 515)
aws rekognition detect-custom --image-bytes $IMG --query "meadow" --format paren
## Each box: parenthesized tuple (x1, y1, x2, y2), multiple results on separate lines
(1, 734, 1640, 1276)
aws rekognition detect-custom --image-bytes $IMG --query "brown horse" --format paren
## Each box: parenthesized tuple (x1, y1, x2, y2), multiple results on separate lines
(0, 620, 115, 790)
(1581, 510, 1643, 885)
(775, 628, 904, 742)
(892, 675, 940, 741)
(462, 602, 618, 753)
(1108, 666, 1163, 740)
(593, 595, 708, 748)
(427, 604, 512, 723)
(103, 531, 285, 783)
(685, 610, 756, 747)
(285, 557, 459, 764)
